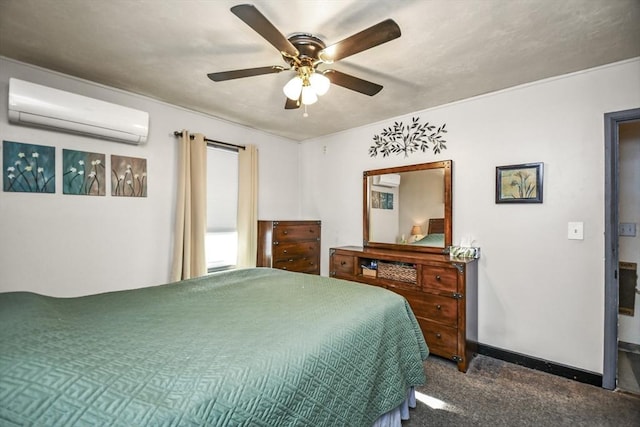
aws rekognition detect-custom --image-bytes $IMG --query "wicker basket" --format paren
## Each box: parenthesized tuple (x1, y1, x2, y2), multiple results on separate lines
(377, 262, 417, 283)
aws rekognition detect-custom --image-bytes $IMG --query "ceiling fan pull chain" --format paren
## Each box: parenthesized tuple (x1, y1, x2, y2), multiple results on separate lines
(303, 104, 309, 118)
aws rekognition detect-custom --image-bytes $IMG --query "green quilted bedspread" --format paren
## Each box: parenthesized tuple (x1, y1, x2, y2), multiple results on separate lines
(0, 268, 428, 426)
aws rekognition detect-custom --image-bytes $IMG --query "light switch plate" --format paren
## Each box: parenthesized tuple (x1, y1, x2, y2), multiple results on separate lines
(619, 223, 637, 237)
(568, 222, 584, 240)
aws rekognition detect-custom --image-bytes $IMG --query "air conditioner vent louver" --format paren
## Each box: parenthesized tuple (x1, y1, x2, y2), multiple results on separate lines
(373, 173, 401, 187)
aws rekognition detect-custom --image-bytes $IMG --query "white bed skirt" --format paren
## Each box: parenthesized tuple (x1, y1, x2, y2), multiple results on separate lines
(372, 387, 417, 427)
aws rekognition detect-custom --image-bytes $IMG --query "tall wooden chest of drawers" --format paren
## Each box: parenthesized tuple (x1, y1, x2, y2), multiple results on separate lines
(257, 220, 321, 275)
(330, 246, 478, 372)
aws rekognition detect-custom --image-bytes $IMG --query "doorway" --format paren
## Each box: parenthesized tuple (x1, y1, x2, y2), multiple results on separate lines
(603, 108, 640, 391)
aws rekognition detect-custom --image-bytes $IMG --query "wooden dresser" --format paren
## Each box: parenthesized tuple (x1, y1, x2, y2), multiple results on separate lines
(257, 220, 321, 275)
(330, 246, 477, 372)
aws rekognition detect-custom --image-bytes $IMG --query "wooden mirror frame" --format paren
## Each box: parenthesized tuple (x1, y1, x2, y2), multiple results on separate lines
(363, 160, 452, 254)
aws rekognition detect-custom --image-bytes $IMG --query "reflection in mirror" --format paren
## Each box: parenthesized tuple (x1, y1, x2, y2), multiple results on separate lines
(369, 169, 444, 244)
(364, 160, 452, 254)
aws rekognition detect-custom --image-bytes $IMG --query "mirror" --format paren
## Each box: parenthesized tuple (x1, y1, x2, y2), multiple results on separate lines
(363, 160, 452, 254)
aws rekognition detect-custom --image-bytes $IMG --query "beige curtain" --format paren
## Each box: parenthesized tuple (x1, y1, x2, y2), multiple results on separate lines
(170, 131, 207, 281)
(236, 145, 258, 268)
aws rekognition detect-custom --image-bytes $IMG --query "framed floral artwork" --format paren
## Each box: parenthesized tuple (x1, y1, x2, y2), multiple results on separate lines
(3, 141, 55, 193)
(111, 155, 147, 197)
(496, 162, 543, 203)
(371, 191, 394, 209)
(63, 149, 106, 196)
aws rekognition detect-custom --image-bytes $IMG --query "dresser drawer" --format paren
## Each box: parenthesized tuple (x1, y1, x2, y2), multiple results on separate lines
(409, 294, 458, 327)
(273, 241, 318, 260)
(273, 223, 320, 242)
(422, 266, 458, 293)
(331, 254, 355, 278)
(416, 318, 458, 359)
(273, 257, 318, 273)
(387, 288, 427, 318)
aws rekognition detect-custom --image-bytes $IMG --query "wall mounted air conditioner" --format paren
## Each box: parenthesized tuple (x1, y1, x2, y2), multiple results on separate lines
(373, 173, 401, 187)
(8, 78, 149, 144)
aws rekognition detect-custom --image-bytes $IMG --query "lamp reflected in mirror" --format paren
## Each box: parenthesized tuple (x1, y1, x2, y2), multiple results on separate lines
(410, 224, 424, 243)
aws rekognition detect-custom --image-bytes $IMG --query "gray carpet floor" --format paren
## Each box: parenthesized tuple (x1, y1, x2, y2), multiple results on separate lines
(404, 355, 640, 426)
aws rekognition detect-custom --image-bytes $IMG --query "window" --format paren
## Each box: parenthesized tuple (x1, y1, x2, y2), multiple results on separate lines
(206, 147, 238, 271)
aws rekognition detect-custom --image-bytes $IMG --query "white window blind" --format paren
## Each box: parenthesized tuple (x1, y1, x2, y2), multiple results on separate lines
(206, 147, 238, 270)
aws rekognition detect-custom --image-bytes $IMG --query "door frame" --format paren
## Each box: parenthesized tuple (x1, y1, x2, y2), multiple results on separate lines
(603, 107, 640, 390)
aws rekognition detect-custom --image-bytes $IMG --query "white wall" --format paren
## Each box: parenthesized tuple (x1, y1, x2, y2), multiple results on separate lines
(299, 58, 640, 374)
(369, 185, 399, 242)
(0, 57, 299, 297)
(618, 121, 640, 345)
(400, 169, 444, 237)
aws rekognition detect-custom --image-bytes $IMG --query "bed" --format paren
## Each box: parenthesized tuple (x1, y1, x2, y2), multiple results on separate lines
(0, 268, 428, 426)
(411, 218, 445, 247)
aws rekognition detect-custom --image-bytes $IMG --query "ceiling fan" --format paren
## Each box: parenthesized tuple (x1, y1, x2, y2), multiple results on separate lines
(207, 4, 401, 111)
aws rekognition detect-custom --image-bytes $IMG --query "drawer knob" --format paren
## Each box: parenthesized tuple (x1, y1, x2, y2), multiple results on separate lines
(283, 249, 288, 253)
(435, 275, 441, 281)
(341, 261, 347, 266)
(435, 333, 442, 339)
(436, 304, 442, 310)
(283, 230, 288, 234)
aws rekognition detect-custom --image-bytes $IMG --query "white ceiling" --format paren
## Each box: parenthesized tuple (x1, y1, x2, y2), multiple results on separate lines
(1, 0, 639, 141)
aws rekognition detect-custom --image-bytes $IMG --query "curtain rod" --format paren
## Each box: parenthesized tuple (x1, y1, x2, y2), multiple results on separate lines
(173, 131, 245, 150)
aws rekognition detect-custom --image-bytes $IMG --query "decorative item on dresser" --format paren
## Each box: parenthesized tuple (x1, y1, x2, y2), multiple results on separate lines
(330, 246, 478, 372)
(257, 220, 321, 275)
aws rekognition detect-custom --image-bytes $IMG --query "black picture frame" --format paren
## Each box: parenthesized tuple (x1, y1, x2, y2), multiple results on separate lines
(495, 162, 543, 204)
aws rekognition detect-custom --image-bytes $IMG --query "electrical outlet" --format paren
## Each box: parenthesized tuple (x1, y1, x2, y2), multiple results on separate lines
(619, 223, 637, 237)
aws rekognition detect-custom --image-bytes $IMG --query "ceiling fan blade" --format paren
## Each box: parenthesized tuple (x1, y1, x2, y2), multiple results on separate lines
(324, 70, 383, 96)
(231, 4, 299, 57)
(319, 19, 401, 63)
(207, 66, 285, 82)
(284, 97, 301, 109)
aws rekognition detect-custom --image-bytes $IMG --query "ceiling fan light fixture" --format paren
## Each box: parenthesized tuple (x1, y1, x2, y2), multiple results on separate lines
(301, 85, 318, 105)
(283, 76, 303, 100)
(318, 46, 336, 64)
(309, 72, 330, 96)
(210, 6, 401, 111)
